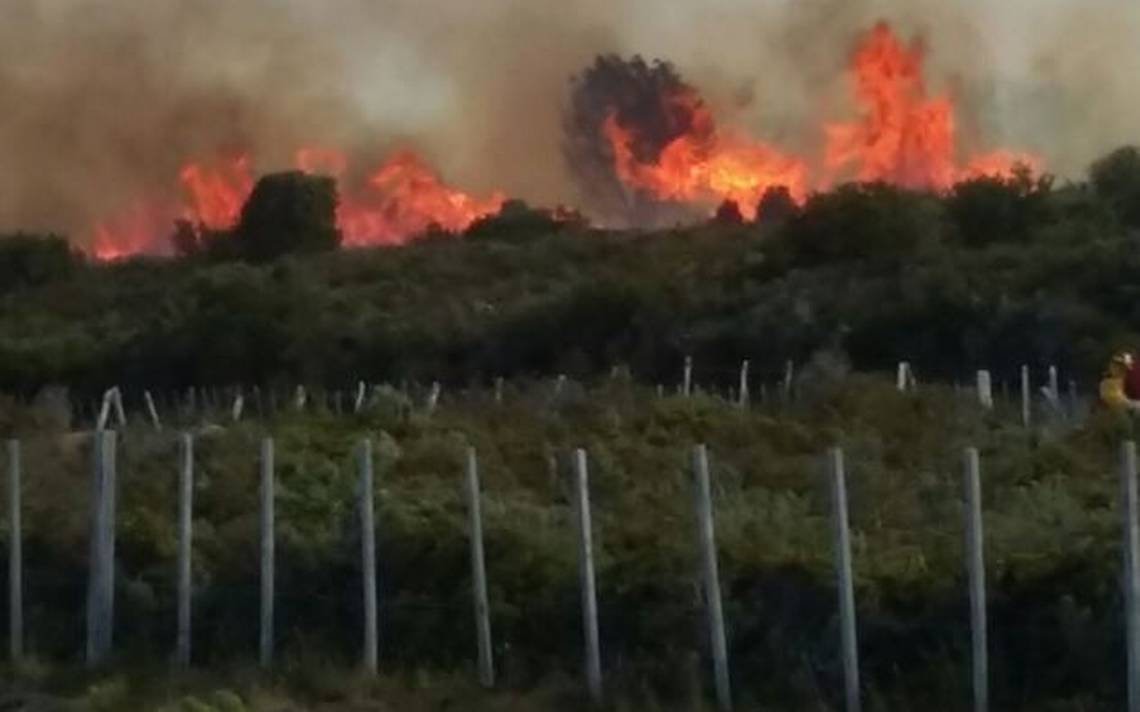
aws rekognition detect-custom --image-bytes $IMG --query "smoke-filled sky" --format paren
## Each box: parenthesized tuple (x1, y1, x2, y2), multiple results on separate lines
(2, 0, 1137, 244)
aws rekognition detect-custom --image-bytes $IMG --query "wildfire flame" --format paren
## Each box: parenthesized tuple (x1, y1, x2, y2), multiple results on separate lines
(315, 149, 506, 247)
(91, 149, 504, 260)
(602, 92, 809, 220)
(178, 156, 255, 229)
(824, 22, 1038, 188)
(601, 21, 1040, 218)
(91, 21, 1040, 260)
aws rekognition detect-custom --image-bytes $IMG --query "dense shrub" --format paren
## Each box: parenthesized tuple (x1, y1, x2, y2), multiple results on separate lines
(0, 232, 79, 290)
(0, 377, 1131, 710)
(945, 170, 1054, 247)
(4, 147, 1140, 398)
(1090, 145, 1140, 229)
(779, 182, 945, 266)
(232, 171, 341, 262)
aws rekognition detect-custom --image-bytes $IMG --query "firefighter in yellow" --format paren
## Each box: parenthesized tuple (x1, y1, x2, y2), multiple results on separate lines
(1100, 352, 1140, 412)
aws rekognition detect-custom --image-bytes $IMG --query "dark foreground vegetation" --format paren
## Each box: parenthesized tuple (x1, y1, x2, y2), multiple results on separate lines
(0, 376, 1137, 711)
(3, 146, 1140, 398)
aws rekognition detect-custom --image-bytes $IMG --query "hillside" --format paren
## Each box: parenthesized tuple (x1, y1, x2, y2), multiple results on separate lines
(3, 157, 1140, 709)
(2, 163, 1140, 401)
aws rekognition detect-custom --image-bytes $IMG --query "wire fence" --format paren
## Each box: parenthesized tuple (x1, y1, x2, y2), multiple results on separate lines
(0, 359, 1121, 710)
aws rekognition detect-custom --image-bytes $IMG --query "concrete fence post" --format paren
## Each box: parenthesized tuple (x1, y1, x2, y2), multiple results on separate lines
(976, 371, 993, 410)
(828, 447, 860, 712)
(354, 382, 368, 414)
(464, 447, 494, 687)
(738, 361, 750, 408)
(358, 439, 379, 674)
(963, 447, 988, 712)
(572, 449, 603, 705)
(692, 445, 731, 710)
(86, 430, 117, 666)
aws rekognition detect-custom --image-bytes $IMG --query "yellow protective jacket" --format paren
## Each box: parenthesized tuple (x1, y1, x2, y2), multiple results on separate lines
(1101, 375, 1131, 411)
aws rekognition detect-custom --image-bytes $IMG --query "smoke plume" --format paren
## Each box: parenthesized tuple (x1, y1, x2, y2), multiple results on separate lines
(0, 0, 1137, 249)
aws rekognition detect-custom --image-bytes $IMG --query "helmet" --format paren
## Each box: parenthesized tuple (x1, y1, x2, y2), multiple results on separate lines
(1111, 352, 1135, 376)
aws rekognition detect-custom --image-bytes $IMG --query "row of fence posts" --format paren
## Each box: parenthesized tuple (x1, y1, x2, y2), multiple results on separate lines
(973, 366, 1076, 424)
(672, 358, 1070, 422)
(8, 432, 1140, 709)
(84, 358, 1078, 433)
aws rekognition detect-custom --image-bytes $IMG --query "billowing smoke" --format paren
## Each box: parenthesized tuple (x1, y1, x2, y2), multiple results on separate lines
(0, 1, 371, 246)
(2, 0, 1139, 250)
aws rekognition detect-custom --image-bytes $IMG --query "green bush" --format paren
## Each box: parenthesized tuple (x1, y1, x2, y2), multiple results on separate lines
(232, 171, 342, 262)
(778, 182, 945, 266)
(0, 377, 1131, 709)
(1090, 145, 1140, 229)
(0, 232, 79, 291)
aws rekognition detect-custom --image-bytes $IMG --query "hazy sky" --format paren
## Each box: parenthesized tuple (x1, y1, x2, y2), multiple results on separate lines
(2, 0, 1137, 240)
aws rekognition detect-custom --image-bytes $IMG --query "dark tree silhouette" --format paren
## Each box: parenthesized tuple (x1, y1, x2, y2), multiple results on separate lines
(234, 171, 341, 262)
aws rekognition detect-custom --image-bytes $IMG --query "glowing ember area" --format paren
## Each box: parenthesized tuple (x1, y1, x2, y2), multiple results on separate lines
(335, 151, 505, 246)
(825, 22, 1037, 189)
(89, 149, 503, 259)
(178, 156, 255, 229)
(602, 93, 809, 220)
(600, 21, 1039, 217)
(961, 150, 1043, 182)
(91, 202, 175, 261)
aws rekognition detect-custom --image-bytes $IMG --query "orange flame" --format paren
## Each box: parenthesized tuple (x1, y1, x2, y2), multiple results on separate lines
(825, 22, 1038, 189)
(602, 21, 1040, 216)
(961, 150, 1042, 182)
(337, 151, 505, 246)
(603, 93, 809, 219)
(178, 156, 254, 229)
(91, 202, 173, 261)
(89, 149, 503, 259)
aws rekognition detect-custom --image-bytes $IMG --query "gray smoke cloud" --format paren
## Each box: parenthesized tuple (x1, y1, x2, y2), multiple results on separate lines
(0, 0, 1134, 248)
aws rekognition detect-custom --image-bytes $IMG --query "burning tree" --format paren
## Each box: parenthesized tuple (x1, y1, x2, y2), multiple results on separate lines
(563, 55, 709, 227)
